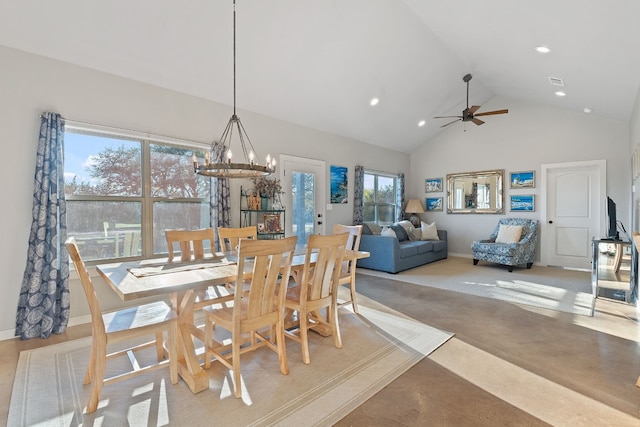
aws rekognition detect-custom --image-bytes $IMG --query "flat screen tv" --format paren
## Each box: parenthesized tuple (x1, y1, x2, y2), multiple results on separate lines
(607, 196, 619, 240)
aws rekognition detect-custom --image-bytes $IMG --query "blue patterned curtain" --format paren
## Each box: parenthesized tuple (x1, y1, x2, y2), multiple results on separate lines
(396, 172, 405, 222)
(352, 165, 364, 224)
(209, 142, 231, 250)
(16, 112, 70, 339)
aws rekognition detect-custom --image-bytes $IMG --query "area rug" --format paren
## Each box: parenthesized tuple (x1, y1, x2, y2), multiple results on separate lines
(8, 305, 452, 427)
(357, 256, 595, 316)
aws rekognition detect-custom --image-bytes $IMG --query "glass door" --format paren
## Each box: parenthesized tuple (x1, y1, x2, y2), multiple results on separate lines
(280, 155, 326, 246)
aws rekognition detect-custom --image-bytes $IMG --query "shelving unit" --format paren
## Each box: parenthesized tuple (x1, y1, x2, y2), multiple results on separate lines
(240, 186, 285, 240)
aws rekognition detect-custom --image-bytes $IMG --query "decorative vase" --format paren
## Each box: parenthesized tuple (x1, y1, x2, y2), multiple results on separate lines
(260, 195, 269, 210)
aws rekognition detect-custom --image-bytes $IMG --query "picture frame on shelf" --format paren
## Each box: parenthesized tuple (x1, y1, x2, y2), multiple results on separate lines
(263, 214, 281, 233)
(425, 177, 443, 193)
(257, 223, 265, 233)
(509, 171, 535, 188)
(426, 197, 443, 211)
(510, 194, 535, 211)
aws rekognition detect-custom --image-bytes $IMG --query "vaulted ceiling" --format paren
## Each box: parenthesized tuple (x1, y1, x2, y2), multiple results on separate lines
(2, 0, 640, 153)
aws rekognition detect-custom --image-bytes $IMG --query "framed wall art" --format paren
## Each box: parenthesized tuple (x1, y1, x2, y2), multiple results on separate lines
(426, 197, 443, 211)
(330, 165, 348, 203)
(263, 214, 281, 232)
(509, 171, 535, 189)
(510, 195, 535, 212)
(425, 177, 443, 193)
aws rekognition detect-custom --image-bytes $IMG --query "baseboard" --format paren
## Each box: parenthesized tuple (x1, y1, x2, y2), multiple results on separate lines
(0, 314, 91, 342)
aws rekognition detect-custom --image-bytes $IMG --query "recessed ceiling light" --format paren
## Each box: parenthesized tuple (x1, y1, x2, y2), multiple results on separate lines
(535, 46, 551, 53)
(370, 98, 379, 106)
(418, 120, 426, 127)
(584, 107, 592, 113)
(555, 91, 566, 97)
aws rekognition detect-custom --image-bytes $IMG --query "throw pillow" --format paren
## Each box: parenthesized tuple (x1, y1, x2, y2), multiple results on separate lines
(364, 221, 382, 235)
(495, 224, 523, 243)
(381, 226, 397, 238)
(407, 227, 421, 241)
(390, 224, 409, 241)
(421, 221, 439, 240)
(361, 223, 372, 235)
(397, 220, 420, 241)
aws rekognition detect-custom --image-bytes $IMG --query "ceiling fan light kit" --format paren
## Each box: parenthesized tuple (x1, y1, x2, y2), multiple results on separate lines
(434, 73, 508, 128)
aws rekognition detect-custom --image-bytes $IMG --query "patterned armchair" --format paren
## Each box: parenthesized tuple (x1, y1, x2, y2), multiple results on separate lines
(471, 218, 538, 272)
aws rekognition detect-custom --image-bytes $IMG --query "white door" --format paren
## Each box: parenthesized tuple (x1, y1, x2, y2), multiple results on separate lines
(280, 155, 326, 245)
(542, 160, 606, 269)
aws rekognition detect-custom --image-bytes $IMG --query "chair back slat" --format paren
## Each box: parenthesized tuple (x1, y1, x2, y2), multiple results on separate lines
(165, 228, 215, 262)
(236, 237, 296, 323)
(65, 238, 106, 336)
(218, 226, 258, 252)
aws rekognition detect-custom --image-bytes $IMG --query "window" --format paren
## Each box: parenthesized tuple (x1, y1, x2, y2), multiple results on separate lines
(362, 171, 398, 225)
(64, 127, 210, 262)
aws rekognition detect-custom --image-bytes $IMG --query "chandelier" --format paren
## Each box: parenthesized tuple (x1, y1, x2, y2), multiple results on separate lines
(193, 0, 274, 178)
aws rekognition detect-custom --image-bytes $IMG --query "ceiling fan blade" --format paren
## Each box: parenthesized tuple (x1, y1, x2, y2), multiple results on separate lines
(434, 115, 462, 119)
(467, 105, 481, 114)
(471, 118, 485, 126)
(440, 119, 461, 128)
(474, 109, 509, 117)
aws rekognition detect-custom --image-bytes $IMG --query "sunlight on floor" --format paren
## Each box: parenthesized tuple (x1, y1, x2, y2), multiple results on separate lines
(430, 338, 640, 426)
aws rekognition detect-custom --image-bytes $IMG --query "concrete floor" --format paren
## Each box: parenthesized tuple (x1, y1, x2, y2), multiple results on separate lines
(336, 271, 640, 426)
(2, 262, 640, 426)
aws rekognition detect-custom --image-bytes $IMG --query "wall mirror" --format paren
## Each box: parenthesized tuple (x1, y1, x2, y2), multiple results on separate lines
(446, 169, 504, 214)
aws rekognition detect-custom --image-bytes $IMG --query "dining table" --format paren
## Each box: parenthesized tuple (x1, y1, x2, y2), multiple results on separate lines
(95, 248, 370, 394)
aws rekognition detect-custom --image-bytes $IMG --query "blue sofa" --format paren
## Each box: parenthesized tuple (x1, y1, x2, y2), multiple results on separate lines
(357, 226, 447, 274)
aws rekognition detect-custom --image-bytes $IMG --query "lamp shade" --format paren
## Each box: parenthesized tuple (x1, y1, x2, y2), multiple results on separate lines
(405, 199, 425, 214)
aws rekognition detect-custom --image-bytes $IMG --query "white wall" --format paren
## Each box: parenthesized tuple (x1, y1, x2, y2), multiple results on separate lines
(1, 45, 409, 336)
(408, 97, 630, 258)
(629, 87, 640, 231)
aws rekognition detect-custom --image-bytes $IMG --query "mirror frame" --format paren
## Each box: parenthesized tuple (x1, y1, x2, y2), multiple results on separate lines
(446, 169, 505, 214)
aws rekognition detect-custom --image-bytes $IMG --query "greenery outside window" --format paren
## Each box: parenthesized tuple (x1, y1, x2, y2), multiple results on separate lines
(363, 171, 398, 225)
(64, 127, 210, 262)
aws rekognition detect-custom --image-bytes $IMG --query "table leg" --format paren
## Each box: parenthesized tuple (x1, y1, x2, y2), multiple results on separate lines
(172, 290, 209, 394)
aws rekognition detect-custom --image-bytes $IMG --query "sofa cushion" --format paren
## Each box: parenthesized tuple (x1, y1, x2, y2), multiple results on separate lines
(398, 242, 419, 258)
(416, 241, 434, 254)
(390, 224, 408, 241)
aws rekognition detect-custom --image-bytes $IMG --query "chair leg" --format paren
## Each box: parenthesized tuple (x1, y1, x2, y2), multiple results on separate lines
(155, 331, 164, 362)
(349, 274, 359, 314)
(473, 259, 479, 265)
(86, 347, 106, 413)
(276, 317, 289, 376)
(300, 308, 310, 365)
(232, 336, 242, 398)
(527, 262, 533, 269)
(168, 322, 179, 385)
(331, 301, 343, 349)
(84, 338, 96, 385)
(508, 266, 514, 272)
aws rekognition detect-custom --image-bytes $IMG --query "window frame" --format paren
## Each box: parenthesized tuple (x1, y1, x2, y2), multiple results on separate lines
(362, 170, 399, 225)
(64, 123, 211, 263)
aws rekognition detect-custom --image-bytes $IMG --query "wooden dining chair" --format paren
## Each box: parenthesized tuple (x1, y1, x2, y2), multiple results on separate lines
(283, 232, 348, 364)
(165, 228, 233, 309)
(65, 237, 178, 414)
(217, 226, 258, 252)
(203, 236, 297, 398)
(332, 224, 363, 313)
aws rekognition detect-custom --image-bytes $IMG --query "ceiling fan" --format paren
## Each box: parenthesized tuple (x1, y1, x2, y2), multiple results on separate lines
(434, 74, 508, 128)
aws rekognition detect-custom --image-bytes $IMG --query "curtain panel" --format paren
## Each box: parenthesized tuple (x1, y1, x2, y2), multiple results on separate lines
(208, 141, 231, 251)
(352, 165, 364, 224)
(16, 112, 70, 339)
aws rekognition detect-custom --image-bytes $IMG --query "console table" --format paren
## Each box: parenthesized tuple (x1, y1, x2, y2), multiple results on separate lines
(591, 238, 637, 304)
